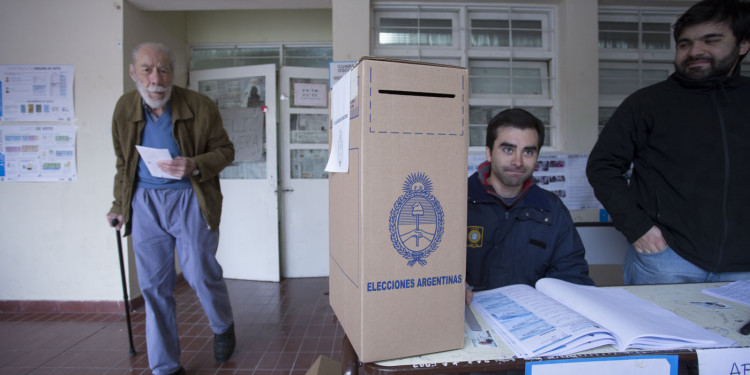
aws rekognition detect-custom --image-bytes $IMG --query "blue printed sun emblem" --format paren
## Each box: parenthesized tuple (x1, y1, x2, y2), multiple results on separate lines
(389, 172, 445, 267)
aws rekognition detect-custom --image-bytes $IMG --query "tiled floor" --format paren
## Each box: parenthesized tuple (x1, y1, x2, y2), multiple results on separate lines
(0, 277, 345, 375)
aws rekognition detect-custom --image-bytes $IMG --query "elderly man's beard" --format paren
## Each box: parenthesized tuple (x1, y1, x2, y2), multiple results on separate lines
(136, 80, 172, 109)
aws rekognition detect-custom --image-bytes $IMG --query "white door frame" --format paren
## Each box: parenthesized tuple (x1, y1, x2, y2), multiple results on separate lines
(279, 66, 330, 278)
(189, 64, 280, 282)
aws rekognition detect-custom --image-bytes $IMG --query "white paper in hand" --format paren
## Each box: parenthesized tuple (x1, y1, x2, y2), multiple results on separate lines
(135, 145, 180, 180)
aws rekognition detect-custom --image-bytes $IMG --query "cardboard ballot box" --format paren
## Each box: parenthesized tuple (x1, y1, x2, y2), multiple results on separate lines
(328, 57, 468, 363)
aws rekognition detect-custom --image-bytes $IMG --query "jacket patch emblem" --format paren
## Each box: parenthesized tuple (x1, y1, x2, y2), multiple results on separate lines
(467, 226, 483, 248)
(389, 172, 445, 267)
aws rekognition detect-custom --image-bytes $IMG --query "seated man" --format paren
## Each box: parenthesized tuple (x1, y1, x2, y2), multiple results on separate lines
(466, 108, 593, 302)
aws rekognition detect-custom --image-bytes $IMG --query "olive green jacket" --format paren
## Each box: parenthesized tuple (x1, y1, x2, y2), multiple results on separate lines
(109, 86, 234, 236)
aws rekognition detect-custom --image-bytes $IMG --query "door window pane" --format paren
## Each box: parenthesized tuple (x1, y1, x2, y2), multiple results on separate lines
(198, 76, 267, 179)
(290, 114, 328, 144)
(291, 149, 328, 179)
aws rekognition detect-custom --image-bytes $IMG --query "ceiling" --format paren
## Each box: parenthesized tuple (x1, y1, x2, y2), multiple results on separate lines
(126, 0, 332, 11)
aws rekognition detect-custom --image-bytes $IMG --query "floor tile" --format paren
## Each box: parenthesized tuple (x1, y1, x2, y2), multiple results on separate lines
(0, 277, 343, 374)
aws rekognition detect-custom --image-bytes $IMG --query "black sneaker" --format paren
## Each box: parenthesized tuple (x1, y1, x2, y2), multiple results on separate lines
(214, 323, 236, 363)
(169, 366, 186, 375)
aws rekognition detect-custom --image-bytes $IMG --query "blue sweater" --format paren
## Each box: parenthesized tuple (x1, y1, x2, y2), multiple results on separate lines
(136, 102, 192, 189)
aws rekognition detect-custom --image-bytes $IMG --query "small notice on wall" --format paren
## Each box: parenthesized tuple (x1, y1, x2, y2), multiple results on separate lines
(293, 83, 328, 107)
(534, 153, 602, 211)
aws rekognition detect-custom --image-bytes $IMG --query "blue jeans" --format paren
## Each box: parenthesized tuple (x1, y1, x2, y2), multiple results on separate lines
(624, 245, 750, 285)
(132, 187, 234, 375)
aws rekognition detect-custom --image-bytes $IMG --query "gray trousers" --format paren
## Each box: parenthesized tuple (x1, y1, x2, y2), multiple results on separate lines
(131, 187, 234, 375)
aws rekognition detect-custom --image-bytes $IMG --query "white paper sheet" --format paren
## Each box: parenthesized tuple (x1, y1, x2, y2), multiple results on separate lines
(135, 145, 179, 179)
(697, 347, 750, 374)
(702, 280, 750, 307)
(325, 70, 351, 173)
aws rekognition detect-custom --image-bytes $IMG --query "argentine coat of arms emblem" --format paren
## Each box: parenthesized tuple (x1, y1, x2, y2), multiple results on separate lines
(389, 172, 445, 266)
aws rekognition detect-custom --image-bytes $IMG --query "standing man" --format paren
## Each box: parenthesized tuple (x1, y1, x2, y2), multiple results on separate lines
(107, 42, 236, 375)
(587, 0, 750, 284)
(466, 108, 593, 301)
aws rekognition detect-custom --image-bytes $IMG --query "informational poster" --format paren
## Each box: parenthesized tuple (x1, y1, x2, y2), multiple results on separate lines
(0, 124, 77, 182)
(0, 65, 75, 122)
(534, 153, 602, 211)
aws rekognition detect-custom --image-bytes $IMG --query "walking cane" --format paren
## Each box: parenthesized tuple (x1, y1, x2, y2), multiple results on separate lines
(112, 218, 137, 357)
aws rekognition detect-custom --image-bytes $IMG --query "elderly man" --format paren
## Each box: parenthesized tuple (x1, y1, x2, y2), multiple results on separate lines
(107, 42, 236, 375)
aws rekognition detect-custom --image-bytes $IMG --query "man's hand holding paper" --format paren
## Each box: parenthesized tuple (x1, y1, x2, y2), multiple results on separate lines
(135, 145, 194, 179)
(157, 156, 197, 179)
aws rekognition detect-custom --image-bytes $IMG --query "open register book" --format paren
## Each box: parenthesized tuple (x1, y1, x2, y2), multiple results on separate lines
(471, 278, 736, 358)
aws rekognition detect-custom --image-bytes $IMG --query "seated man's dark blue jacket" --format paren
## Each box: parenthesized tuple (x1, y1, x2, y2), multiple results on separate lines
(467, 171, 594, 290)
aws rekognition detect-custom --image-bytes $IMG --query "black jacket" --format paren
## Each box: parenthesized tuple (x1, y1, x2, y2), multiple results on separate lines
(586, 71, 750, 272)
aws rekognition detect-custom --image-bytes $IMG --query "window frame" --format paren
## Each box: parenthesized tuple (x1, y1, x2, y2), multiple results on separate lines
(373, 3, 558, 151)
(189, 43, 333, 71)
(597, 7, 684, 132)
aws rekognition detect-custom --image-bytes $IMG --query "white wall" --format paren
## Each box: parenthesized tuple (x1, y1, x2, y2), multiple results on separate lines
(0, 0, 191, 303)
(123, 3, 188, 89)
(557, 0, 599, 154)
(0, 0, 124, 301)
(332, 0, 369, 61)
